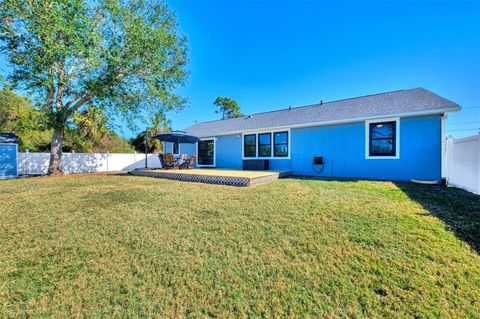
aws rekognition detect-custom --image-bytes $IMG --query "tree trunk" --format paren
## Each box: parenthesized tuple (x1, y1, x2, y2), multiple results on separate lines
(47, 127, 64, 175)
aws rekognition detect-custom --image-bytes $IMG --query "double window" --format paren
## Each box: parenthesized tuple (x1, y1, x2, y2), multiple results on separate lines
(366, 119, 399, 158)
(243, 130, 289, 158)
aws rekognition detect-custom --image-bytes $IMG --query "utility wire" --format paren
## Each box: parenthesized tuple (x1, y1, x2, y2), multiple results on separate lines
(448, 121, 480, 125)
(446, 128, 480, 132)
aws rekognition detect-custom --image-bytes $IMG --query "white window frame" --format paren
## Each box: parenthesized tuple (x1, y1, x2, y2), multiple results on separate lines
(241, 128, 291, 160)
(196, 137, 217, 167)
(162, 142, 181, 157)
(172, 141, 180, 156)
(365, 117, 400, 160)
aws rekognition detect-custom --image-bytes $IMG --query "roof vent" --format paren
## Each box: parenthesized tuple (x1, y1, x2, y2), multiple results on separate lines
(288, 105, 292, 110)
(320, 100, 323, 105)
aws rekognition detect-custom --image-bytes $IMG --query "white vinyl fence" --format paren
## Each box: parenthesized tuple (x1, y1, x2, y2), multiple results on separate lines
(18, 151, 162, 175)
(445, 135, 480, 195)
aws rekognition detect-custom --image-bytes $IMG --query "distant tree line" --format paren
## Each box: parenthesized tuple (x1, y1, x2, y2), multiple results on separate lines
(1, 89, 244, 154)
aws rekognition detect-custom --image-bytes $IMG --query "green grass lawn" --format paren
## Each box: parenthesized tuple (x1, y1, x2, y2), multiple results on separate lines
(1, 175, 479, 318)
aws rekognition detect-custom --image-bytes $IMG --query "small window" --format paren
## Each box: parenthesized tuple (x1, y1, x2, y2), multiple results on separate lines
(244, 134, 256, 157)
(274, 131, 288, 157)
(258, 133, 271, 157)
(173, 142, 179, 155)
(369, 121, 396, 156)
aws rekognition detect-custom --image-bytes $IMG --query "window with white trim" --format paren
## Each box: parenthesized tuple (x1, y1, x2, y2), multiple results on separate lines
(366, 118, 399, 159)
(273, 131, 288, 157)
(244, 134, 256, 157)
(258, 133, 271, 157)
(173, 142, 179, 155)
(242, 130, 289, 159)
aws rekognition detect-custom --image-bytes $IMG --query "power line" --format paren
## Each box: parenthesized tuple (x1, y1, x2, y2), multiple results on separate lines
(448, 121, 480, 125)
(446, 128, 480, 132)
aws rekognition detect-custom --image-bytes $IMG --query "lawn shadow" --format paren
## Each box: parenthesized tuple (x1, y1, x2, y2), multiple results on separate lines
(284, 175, 480, 254)
(394, 182, 480, 254)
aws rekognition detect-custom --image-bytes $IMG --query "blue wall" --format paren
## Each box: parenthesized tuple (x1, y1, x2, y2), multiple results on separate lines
(175, 115, 441, 181)
(164, 142, 196, 157)
(0, 144, 18, 178)
(290, 115, 441, 181)
(215, 135, 242, 168)
(212, 134, 293, 170)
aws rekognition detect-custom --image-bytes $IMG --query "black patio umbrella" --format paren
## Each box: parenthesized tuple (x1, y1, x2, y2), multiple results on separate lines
(155, 131, 200, 144)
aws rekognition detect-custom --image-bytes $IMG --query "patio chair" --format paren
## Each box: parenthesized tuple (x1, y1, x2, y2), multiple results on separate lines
(180, 154, 196, 169)
(163, 153, 178, 169)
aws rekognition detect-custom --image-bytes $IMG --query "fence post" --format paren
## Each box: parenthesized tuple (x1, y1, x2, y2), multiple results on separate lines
(477, 136, 480, 195)
(71, 150, 75, 174)
(25, 149, 29, 175)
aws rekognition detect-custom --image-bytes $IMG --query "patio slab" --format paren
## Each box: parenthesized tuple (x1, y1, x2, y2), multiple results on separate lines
(130, 169, 291, 186)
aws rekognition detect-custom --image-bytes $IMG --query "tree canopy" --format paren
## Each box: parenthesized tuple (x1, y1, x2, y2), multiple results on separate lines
(0, 89, 134, 152)
(213, 96, 243, 119)
(0, 0, 188, 174)
(0, 89, 51, 151)
(130, 111, 171, 153)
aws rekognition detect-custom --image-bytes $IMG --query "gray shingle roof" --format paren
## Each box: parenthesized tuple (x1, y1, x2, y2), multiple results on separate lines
(184, 88, 459, 137)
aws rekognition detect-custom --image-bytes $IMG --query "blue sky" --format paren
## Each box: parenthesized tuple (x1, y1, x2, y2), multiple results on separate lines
(146, 0, 478, 140)
(2, 1, 479, 139)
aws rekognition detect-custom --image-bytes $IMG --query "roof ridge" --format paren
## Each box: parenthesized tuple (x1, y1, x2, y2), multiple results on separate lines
(185, 88, 421, 129)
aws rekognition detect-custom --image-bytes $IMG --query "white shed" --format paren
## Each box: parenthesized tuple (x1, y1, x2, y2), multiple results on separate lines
(0, 133, 19, 179)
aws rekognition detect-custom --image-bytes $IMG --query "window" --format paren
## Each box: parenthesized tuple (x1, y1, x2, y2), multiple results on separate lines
(274, 131, 288, 157)
(244, 134, 256, 157)
(369, 121, 396, 156)
(173, 142, 179, 155)
(242, 130, 290, 159)
(258, 133, 271, 157)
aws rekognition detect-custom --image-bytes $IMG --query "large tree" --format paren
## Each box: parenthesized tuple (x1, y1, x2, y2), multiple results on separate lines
(0, 0, 188, 174)
(214, 96, 243, 119)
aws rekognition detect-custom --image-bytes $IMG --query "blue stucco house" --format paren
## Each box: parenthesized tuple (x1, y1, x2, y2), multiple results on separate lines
(164, 88, 460, 182)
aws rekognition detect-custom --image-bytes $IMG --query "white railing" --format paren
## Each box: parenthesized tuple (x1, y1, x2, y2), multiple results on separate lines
(18, 151, 162, 175)
(445, 135, 480, 195)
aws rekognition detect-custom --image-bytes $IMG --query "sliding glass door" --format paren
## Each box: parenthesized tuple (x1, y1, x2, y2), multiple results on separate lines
(198, 139, 215, 166)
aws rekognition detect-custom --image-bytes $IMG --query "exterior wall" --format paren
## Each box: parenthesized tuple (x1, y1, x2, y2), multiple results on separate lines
(0, 144, 18, 178)
(164, 142, 196, 157)
(175, 115, 442, 181)
(204, 134, 292, 170)
(291, 115, 441, 181)
(215, 135, 242, 168)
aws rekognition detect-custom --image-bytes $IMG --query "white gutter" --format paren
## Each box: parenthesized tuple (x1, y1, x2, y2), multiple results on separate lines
(194, 106, 461, 137)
